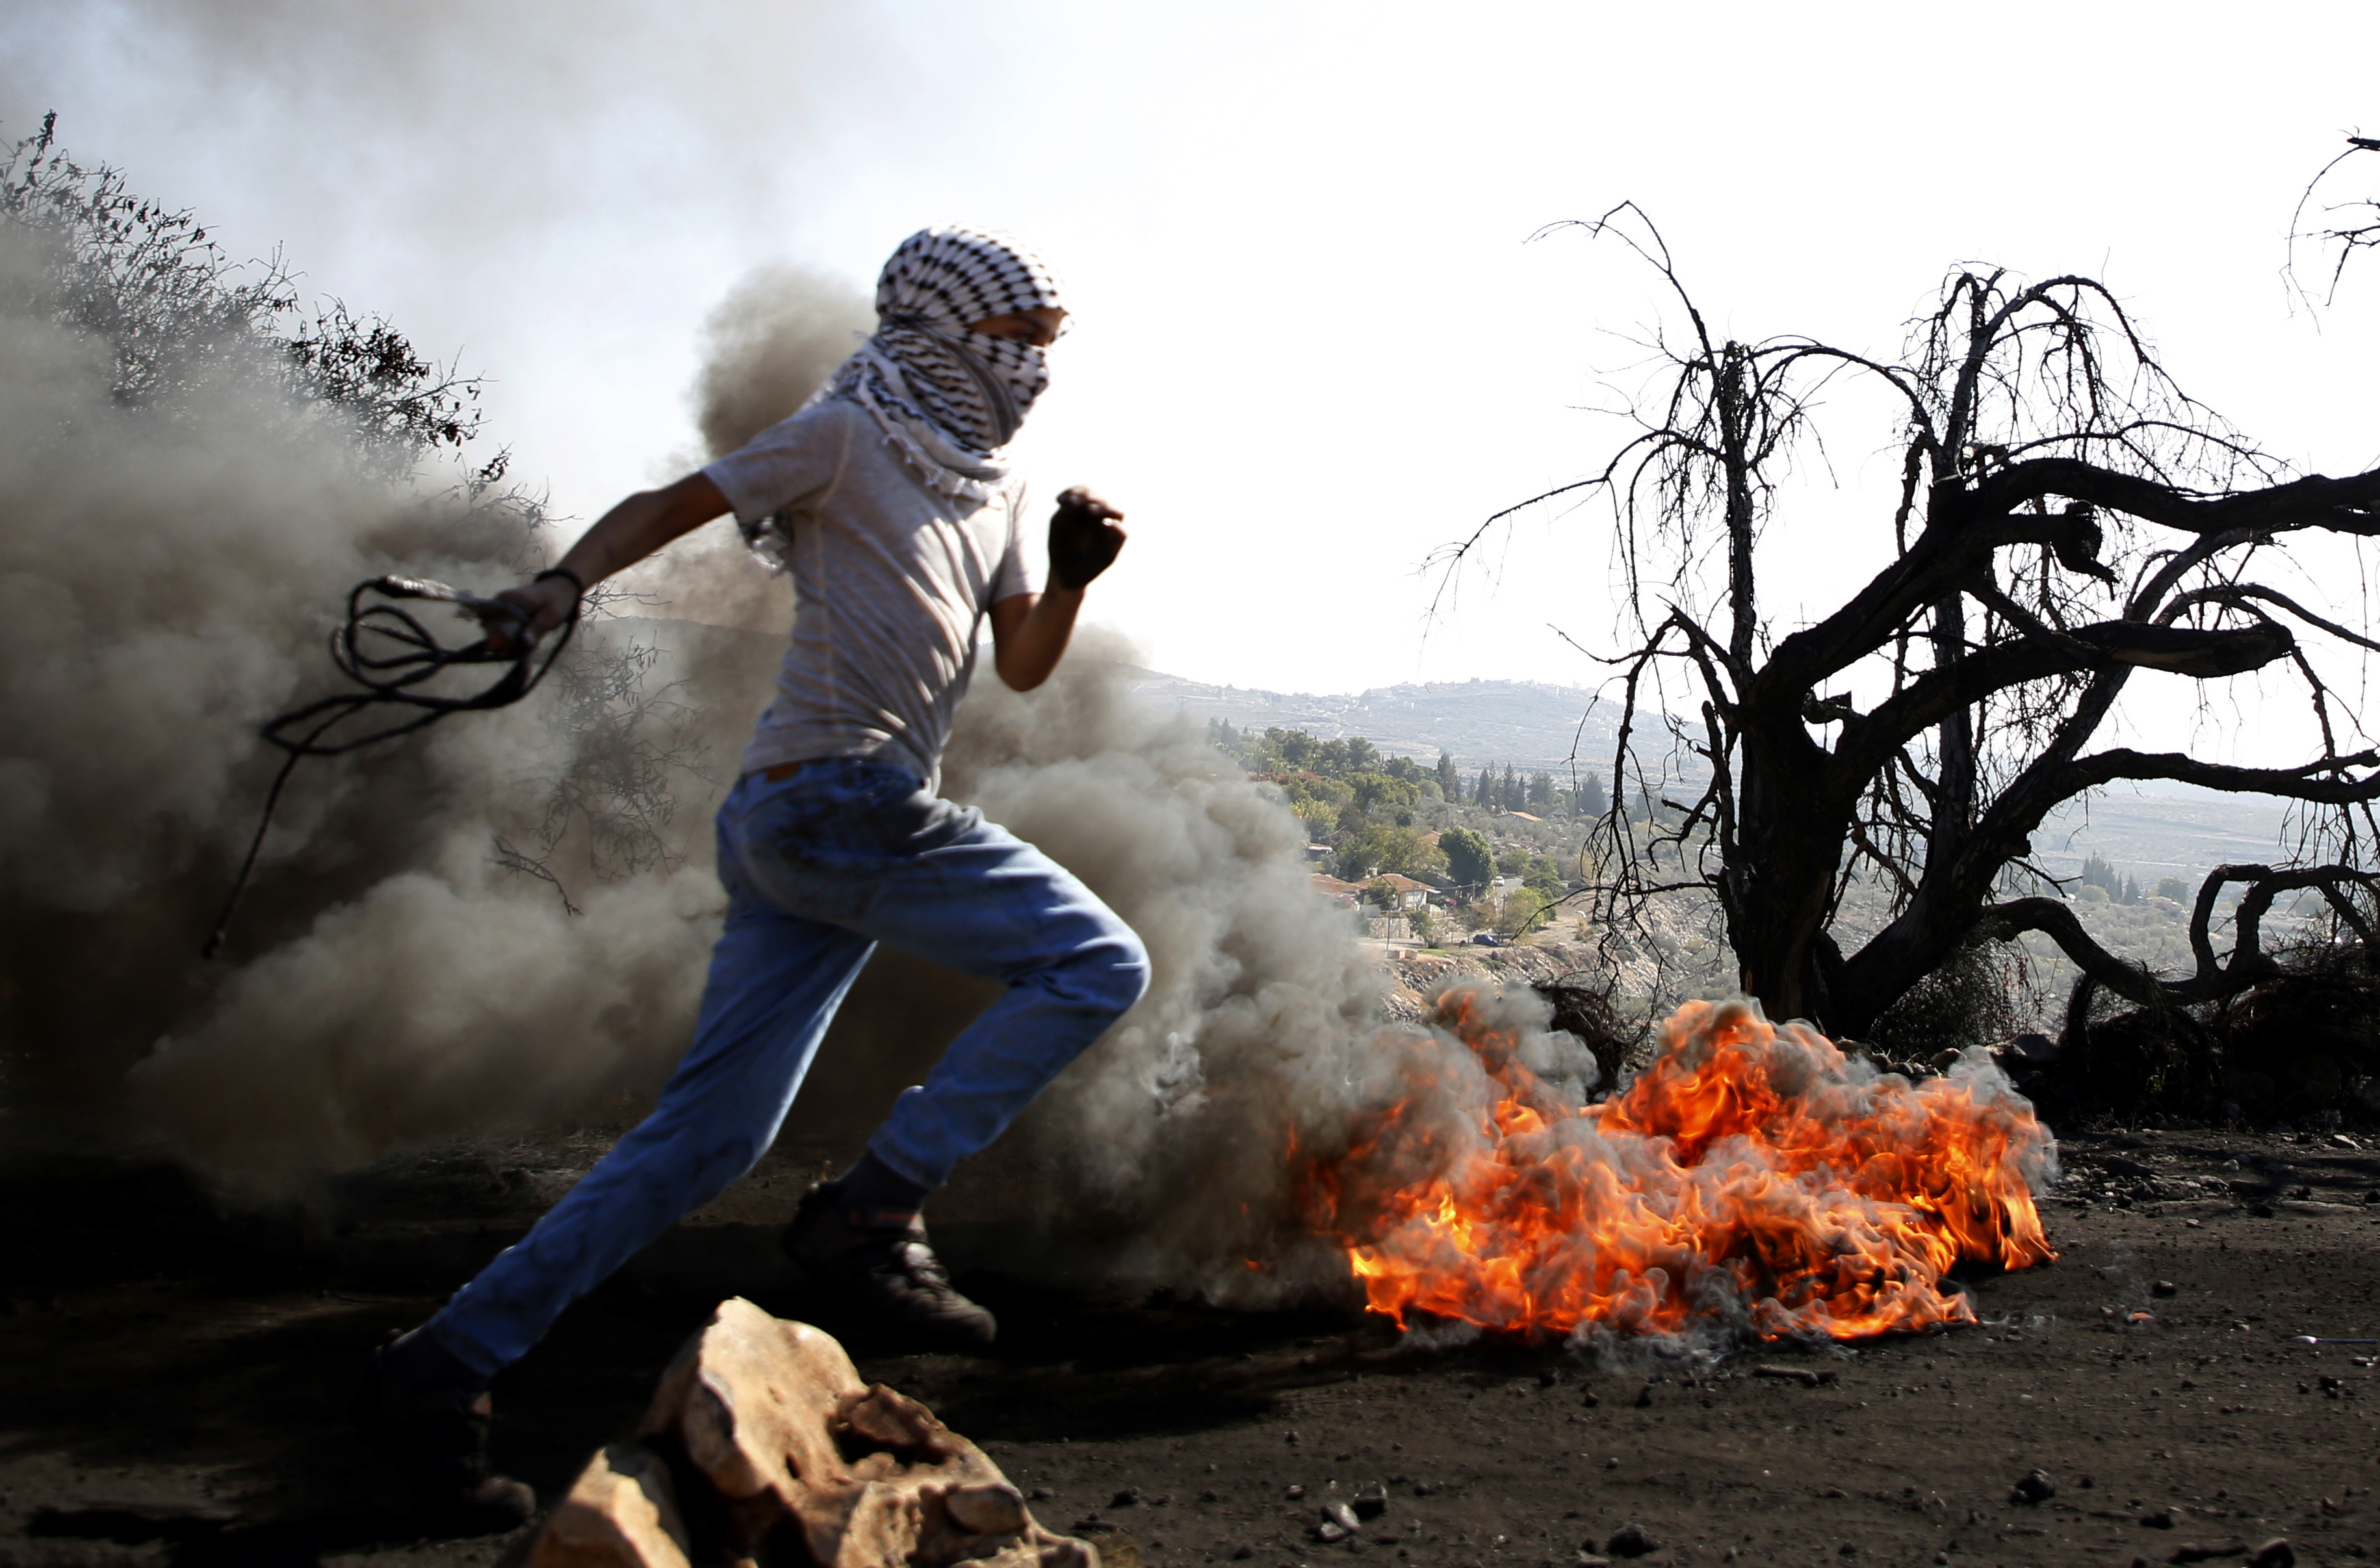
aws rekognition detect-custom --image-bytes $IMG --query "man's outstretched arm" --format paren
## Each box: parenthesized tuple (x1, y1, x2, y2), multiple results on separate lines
(493, 471, 730, 643)
(991, 486, 1126, 691)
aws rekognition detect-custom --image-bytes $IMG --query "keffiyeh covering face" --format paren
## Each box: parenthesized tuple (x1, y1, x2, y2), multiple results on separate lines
(833, 225, 1066, 493)
(741, 226, 1064, 566)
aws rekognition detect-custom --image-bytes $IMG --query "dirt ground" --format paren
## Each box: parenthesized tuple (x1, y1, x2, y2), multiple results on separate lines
(3, 1119, 2377, 1568)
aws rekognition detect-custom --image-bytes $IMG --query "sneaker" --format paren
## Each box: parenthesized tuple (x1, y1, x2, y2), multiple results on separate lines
(354, 1339, 536, 1535)
(782, 1183, 998, 1349)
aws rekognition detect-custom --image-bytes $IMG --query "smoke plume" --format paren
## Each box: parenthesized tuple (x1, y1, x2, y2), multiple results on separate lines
(115, 261, 901, 1181)
(0, 185, 725, 1177)
(626, 263, 875, 638)
(0, 200, 1607, 1306)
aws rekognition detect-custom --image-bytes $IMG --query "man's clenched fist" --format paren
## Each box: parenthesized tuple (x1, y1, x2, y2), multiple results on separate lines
(1048, 486, 1126, 591)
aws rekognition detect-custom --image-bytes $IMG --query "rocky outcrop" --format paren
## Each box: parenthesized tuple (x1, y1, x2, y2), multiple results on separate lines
(528, 1299, 1094, 1568)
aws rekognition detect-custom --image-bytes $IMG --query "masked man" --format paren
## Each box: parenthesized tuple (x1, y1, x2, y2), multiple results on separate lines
(359, 226, 1146, 1531)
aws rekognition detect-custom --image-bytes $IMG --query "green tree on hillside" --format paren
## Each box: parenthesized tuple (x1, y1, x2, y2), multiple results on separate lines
(1440, 826, 1494, 887)
(1347, 770, 1419, 815)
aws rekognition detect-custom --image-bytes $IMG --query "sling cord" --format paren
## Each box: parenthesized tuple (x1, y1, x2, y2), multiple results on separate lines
(201, 569, 579, 959)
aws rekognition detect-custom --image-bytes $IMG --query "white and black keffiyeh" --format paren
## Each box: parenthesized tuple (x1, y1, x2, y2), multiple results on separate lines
(742, 226, 1065, 567)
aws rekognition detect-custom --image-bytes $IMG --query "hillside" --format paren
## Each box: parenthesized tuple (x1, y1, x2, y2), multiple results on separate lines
(1127, 666, 2305, 883)
(1124, 668, 1621, 775)
(620, 619, 2312, 898)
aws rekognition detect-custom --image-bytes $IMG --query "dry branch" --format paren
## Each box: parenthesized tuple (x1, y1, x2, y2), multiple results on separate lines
(1464, 205, 2380, 1034)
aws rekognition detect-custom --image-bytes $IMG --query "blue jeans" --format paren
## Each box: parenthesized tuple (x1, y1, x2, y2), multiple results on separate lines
(422, 759, 1150, 1378)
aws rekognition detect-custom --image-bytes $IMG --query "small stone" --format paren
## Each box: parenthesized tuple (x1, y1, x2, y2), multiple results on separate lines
(2141, 1508, 2176, 1529)
(1324, 1502, 1362, 1533)
(1605, 1523, 1657, 1558)
(1232, 1547, 1254, 1561)
(1632, 1384, 1653, 1409)
(1412, 1481, 1438, 1497)
(2010, 1470, 2056, 1506)
(2249, 1541, 2294, 1568)
(1821, 1487, 1849, 1500)
(1603, 1457, 1621, 1470)
(1753, 1365, 1836, 1387)
(1200, 1490, 1221, 1504)
(525, 1441, 692, 1568)
(948, 1482, 1028, 1535)
(1579, 1388, 1600, 1408)
(1111, 1489, 1143, 1508)
(2152, 1281, 2179, 1298)
(1353, 1485, 1390, 1522)
(1316, 1521, 1351, 1544)
(1287, 1486, 1306, 1500)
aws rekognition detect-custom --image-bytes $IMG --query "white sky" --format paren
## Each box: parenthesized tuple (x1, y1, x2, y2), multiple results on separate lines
(7, 1, 2378, 757)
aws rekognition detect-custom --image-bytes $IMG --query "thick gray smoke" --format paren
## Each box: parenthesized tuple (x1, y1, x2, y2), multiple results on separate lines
(112, 264, 894, 1181)
(936, 654, 1604, 1294)
(622, 259, 1610, 1291)
(5, 213, 1603, 1298)
(0, 206, 731, 1180)
(626, 263, 875, 638)
(689, 264, 876, 470)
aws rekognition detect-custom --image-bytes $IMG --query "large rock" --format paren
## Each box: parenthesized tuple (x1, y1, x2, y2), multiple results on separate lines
(526, 1441, 693, 1568)
(530, 1298, 1094, 1568)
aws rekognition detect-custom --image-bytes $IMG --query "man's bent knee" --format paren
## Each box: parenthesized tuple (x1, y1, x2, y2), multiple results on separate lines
(1055, 919, 1150, 1021)
(1094, 918, 1152, 1018)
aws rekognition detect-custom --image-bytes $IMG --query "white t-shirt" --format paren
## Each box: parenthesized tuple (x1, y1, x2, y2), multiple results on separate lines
(703, 399, 1029, 789)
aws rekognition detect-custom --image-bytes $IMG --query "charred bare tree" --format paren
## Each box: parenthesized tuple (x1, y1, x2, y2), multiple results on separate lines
(1446, 203, 2380, 1036)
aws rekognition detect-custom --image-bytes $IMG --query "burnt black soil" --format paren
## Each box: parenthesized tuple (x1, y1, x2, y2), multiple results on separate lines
(3, 1123, 2377, 1568)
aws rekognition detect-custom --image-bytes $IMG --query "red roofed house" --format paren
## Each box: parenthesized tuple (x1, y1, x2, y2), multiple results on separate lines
(1309, 874, 1363, 907)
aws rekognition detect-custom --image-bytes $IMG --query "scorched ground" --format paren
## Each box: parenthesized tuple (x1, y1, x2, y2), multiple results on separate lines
(3, 1116, 2376, 1567)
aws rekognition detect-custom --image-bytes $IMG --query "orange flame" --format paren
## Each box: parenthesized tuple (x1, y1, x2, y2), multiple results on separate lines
(1302, 994, 2055, 1342)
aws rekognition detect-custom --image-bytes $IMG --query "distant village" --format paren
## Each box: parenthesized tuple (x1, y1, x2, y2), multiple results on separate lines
(1206, 718, 1606, 948)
